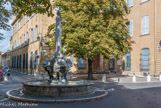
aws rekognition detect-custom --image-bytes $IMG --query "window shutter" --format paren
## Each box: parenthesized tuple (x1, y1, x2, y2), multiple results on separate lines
(130, 20, 133, 37)
(25, 33, 26, 42)
(24, 16, 25, 24)
(26, 53, 28, 69)
(146, 16, 149, 34)
(29, 30, 31, 43)
(33, 27, 35, 41)
(127, 0, 129, 7)
(125, 53, 131, 69)
(131, 0, 133, 7)
(37, 25, 39, 39)
(142, 17, 145, 34)
(141, 48, 149, 69)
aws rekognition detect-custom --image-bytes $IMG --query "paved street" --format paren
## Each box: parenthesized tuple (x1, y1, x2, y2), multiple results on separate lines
(1, 72, 161, 108)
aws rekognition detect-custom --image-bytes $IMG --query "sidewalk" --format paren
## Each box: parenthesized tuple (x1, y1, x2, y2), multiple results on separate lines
(110, 76, 161, 83)
(71, 73, 161, 84)
(8, 70, 161, 84)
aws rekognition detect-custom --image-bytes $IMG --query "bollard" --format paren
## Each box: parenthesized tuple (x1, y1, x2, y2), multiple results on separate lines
(147, 73, 151, 82)
(132, 73, 136, 83)
(102, 74, 106, 82)
(34, 72, 37, 77)
(118, 77, 120, 83)
(4, 76, 8, 82)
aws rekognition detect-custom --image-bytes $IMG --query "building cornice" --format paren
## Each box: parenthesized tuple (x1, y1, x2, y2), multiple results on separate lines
(12, 17, 18, 26)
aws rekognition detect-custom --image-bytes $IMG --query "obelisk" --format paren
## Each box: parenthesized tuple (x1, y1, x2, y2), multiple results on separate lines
(55, 8, 62, 57)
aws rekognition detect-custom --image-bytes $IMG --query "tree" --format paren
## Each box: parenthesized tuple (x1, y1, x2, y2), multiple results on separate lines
(0, 0, 11, 40)
(12, 0, 134, 79)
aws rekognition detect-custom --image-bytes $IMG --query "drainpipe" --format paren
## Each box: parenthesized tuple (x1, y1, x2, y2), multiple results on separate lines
(154, 0, 156, 76)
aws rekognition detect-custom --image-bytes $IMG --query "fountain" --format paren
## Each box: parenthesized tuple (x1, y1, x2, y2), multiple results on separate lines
(6, 7, 108, 103)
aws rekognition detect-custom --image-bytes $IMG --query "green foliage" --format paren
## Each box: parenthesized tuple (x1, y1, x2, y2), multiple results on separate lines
(0, 0, 11, 40)
(54, 0, 134, 59)
(45, 24, 55, 50)
(12, 0, 134, 60)
(12, 0, 54, 17)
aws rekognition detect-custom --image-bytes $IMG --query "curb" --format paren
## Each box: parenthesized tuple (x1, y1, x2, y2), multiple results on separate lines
(6, 89, 109, 103)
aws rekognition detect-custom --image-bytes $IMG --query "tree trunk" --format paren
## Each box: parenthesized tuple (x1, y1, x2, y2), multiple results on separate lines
(88, 58, 93, 80)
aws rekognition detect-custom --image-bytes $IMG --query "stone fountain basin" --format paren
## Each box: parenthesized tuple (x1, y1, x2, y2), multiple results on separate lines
(22, 80, 94, 97)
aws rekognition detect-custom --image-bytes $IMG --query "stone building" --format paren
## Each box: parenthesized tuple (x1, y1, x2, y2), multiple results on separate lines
(123, 0, 161, 76)
(0, 52, 2, 66)
(0, 51, 11, 67)
(10, 13, 56, 75)
(10, 12, 95, 75)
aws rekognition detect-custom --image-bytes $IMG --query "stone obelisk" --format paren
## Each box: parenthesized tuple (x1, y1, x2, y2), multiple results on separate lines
(55, 8, 62, 57)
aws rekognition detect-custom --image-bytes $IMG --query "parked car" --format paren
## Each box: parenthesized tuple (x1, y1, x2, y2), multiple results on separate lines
(4, 66, 10, 76)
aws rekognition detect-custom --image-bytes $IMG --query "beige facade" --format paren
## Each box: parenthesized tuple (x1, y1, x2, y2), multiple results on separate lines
(13, 1, 158, 75)
(10, 13, 56, 74)
(123, 0, 161, 76)
(10, 13, 92, 75)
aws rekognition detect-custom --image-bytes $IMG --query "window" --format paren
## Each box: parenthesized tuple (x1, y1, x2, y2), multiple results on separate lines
(25, 33, 26, 42)
(17, 56, 19, 68)
(23, 54, 25, 69)
(30, 52, 33, 69)
(29, 30, 31, 43)
(19, 55, 21, 68)
(32, 27, 35, 41)
(34, 50, 38, 69)
(36, 25, 39, 40)
(14, 56, 16, 68)
(24, 16, 25, 25)
(18, 19, 22, 29)
(141, 48, 149, 70)
(141, 0, 148, 3)
(127, 20, 133, 37)
(142, 16, 149, 35)
(109, 59, 115, 70)
(28, 16, 30, 20)
(125, 53, 131, 70)
(12, 57, 13, 68)
(20, 37, 22, 45)
(127, 0, 133, 8)
(78, 58, 85, 69)
(26, 53, 28, 69)
(26, 32, 28, 41)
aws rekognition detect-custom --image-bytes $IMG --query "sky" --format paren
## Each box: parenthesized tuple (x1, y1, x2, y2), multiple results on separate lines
(0, 3, 12, 52)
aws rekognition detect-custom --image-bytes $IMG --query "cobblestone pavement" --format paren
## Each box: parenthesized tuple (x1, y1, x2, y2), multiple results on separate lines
(1, 72, 161, 108)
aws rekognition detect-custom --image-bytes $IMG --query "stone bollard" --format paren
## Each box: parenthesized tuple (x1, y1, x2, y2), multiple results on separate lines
(118, 77, 120, 83)
(132, 73, 136, 83)
(159, 73, 161, 81)
(102, 74, 106, 82)
(147, 73, 151, 82)
(34, 72, 37, 77)
(4, 76, 8, 82)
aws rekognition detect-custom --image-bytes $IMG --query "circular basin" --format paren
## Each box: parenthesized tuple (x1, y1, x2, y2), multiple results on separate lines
(22, 80, 94, 97)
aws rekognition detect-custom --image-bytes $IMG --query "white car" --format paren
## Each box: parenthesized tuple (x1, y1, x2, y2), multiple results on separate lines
(4, 66, 10, 76)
